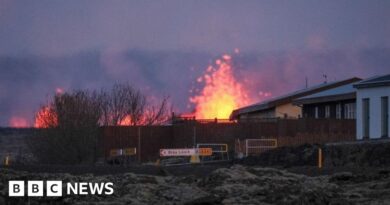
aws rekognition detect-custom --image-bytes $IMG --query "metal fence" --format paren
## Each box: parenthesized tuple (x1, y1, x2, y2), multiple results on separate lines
(242, 139, 278, 157)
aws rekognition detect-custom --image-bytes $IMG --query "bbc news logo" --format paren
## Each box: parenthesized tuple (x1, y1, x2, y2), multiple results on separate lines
(9, 181, 114, 197)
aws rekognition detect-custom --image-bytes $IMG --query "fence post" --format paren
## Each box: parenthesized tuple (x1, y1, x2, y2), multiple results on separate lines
(4, 155, 9, 166)
(245, 139, 248, 157)
(318, 147, 322, 169)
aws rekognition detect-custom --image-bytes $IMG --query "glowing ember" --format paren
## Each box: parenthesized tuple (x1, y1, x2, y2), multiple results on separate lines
(9, 117, 29, 128)
(55, 87, 64, 94)
(34, 106, 57, 128)
(190, 54, 251, 119)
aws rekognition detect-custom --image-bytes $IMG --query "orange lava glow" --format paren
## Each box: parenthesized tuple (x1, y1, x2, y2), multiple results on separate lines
(190, 54, 251, 119)
(119, 115, 132, 126)
(34, 106, 57, 128)
(9, 117, 29, 128)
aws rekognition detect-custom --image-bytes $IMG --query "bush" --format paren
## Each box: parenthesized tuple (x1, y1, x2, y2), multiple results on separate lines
(29, 90, 102, 164)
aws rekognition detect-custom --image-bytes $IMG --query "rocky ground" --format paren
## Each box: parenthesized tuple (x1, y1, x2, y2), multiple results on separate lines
(2, 130, 390, 204)
(1, 165, 390, 205)
(239, 141, 390, 168)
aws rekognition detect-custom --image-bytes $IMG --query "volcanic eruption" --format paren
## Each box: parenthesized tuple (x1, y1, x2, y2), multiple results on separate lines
(34, 105, 57, 128)
(190, 54, 252, 119)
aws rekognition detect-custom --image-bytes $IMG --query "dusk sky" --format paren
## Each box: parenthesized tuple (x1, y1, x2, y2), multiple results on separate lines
(1, 0, 389, 56)
(1, 0, 390, 126)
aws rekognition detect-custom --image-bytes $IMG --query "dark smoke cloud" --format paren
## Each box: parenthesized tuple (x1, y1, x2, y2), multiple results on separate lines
(1, 48, 389, 126)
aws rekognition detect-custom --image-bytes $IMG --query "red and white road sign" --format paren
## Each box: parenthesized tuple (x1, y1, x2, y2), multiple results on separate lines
(159, 148, 213, 157)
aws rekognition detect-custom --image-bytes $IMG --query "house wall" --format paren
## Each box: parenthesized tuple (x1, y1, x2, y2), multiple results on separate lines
(275, 103, 302, 118)
(238, 103, 301, 119)
(356, 86, 390, 139)
(238, 108, 275, 119)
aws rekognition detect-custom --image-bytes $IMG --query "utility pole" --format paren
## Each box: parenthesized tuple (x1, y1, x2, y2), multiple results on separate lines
(305, 77, 308, 88)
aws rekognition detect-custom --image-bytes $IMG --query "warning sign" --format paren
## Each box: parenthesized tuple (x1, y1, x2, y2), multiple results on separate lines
(109, 149, 122, 157)
(124, 148, 136, 156)
(110, 148, 136, 157)
(198, 148, 212, 156)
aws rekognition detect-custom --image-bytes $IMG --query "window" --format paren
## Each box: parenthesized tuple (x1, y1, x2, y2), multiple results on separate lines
(314, 106, 319, 119)
(336, 104, 341, 119)
(325, 105, 330, 118)
(344, 103, 356, 119)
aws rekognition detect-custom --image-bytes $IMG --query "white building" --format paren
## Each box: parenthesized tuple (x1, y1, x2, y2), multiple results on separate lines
(354, 74, 390, 139)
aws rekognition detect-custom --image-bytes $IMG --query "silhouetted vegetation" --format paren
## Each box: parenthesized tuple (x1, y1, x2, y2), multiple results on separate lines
(100, 83, 170, 126)
(29, 83, 170, 164)
(29, 90, 102, 164)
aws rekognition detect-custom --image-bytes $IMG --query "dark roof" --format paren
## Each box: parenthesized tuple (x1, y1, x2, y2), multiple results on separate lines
(293, 81, 360, 105)
(231, 77, 361, 119)
(354, 74, 390, 89)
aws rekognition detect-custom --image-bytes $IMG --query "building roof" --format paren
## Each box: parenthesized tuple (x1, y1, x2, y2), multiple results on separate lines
(230, 77, 361, 119)
(353, 74, 390, 89)
(293, 81, 360, 105)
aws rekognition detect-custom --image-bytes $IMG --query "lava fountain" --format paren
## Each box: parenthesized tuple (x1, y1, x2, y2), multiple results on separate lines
(34, 106, 57, 128)
(190, 54, 251, 119)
